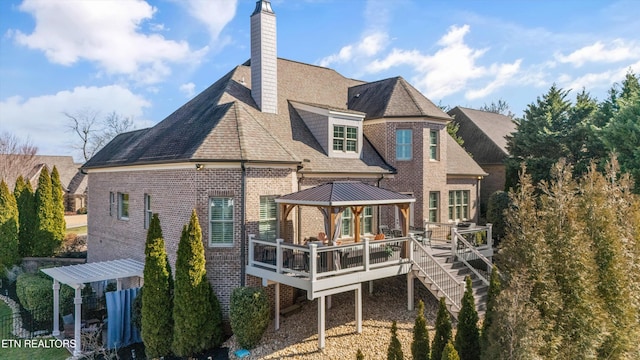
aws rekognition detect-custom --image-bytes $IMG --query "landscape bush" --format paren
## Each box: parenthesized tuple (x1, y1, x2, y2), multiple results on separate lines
(229, 286, 270, 349)
(16, 273, 73, 322)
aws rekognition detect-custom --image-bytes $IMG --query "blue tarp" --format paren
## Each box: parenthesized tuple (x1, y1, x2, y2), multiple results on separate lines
(105, 287, 142, 349)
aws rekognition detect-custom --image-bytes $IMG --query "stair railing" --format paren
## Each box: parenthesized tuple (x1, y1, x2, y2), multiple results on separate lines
(451, 228, 492, 286)
(410, 238, 464, 313)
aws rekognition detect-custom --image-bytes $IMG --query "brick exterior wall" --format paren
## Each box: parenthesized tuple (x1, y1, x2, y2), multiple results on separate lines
(479, 164, 506, 207)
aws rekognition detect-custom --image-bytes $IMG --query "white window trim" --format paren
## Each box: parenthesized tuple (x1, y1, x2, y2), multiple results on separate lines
(396, 129, 412, 161)
(448, 190, 470, 221)
(109, 192, 115, 217)
(429, 191, 439, 223)
(144, 194, 152, 229)
(118, 192, 129, 220)
(259, 195, 279, 241)
(430, 130, 439, 161)
(209, 197, 234, 247)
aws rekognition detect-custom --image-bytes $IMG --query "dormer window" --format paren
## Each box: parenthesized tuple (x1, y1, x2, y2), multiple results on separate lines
(333, 125, 358, 152)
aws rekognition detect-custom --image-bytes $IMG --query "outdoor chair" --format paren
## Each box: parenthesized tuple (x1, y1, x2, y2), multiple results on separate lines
(379, 225, 392, 238)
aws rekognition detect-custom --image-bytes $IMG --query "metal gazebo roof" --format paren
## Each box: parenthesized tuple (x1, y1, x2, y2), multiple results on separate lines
(41, 258, 144, 288)
(275, 181, 416, 207)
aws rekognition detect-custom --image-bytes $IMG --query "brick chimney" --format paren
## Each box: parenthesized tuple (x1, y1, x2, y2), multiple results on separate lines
(250, 0, 277, 114)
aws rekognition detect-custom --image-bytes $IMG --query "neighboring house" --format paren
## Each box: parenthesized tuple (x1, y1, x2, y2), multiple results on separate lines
(83, 1, 486, 317)
(0, 154, 87, 212)
(447, 106, 516, 208)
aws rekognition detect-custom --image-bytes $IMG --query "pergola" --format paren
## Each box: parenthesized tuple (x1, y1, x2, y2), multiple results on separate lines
(41, 258, 144, 357)
(276, 181, 416, 244)
(274, 181, 416, 348)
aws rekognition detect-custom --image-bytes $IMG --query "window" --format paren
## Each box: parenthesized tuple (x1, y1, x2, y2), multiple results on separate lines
(428, 192, 439, 222)
(259, 196, 278, 241)
(430, 130, 439, 160)
(341, 206, 373, 237)
(396, 129, 412, 160)
(333, 125, 358, 152)
(144, 194, 152, 229)
(118, 193, 129, 220)
(448, 190, 470, 221)
(109, 192, 115, 216)
(209, 197, 234, 246)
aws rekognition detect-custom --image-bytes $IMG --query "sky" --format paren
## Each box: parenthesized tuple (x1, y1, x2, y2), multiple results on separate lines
(1, 0, 639, 161)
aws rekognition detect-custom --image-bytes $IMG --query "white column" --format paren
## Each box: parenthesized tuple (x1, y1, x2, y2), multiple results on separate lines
(369, 280, 374, 295)
(116, 278, 122, 291)
(327, 295, 332, 310)
(52, 280, 60, 337)
(318, 295, 325, 349)
(407, 272, 414, 311)
(274, 283, 280, 330)
(355, 286, 362, 334)
(73, 286, 83, 356)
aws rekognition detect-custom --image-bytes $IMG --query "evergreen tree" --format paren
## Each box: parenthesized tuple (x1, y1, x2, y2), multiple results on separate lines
(387, 320, 404, 360)
(142, 214, 174, 358)
(480, 266, 500, 359)
(50, 166, 66, 246)
(412, 299, 430, 359)
(441, 341, 460, 360)
(431, 297, 452, 360)
(34, 167, 56, 256)
(0, 180, 20, 270)
(14, 176, 36, 257)
(454, 277, 480, 360)
(485, 191, 509, 245)
(172, 210, 223, 357)
(356, 349, 365, 360)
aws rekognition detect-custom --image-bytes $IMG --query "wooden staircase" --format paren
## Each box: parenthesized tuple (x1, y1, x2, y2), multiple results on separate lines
(410, 241, 488, 319)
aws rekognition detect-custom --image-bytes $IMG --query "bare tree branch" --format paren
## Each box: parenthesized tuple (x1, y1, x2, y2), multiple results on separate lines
(65, 108, 134, 162)
(0, 132, 39, 187)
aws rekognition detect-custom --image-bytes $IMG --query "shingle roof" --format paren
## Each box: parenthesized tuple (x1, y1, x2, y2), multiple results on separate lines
(446, 136, 488, 177)
(347, 77, 451, 120)
(275, 181, 415, 206)
(447, 106, 517, 164)
(0, 155, 86, 194)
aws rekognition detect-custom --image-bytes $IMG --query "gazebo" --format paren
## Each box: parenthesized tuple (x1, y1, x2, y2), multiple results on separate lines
(41, 258, 144, 356)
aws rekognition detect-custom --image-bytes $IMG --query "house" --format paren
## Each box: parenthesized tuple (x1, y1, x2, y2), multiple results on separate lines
(0, 154, 87, 212)
(447, 106, 516, 209)
(82, 0, 487, 322)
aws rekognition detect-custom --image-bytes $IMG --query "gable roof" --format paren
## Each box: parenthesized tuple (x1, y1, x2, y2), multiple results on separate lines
(0, 154, 86, 194)
(348, 77, 451, 120)
(84, 59, 394, 175)
(446, 136, 488, 177)
(447, 106, 517, 164)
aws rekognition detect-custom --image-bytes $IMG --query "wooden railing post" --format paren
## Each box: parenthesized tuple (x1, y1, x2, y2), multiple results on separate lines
(363, 238, 370, 271)
(276, 238, 283, 274)
(248, 234, 255, 267)
(309, 244, 317, 282)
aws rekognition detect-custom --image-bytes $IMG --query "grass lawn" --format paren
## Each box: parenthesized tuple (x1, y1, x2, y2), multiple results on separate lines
(0, 301, 70, 360)
(65, 225, 87, 235)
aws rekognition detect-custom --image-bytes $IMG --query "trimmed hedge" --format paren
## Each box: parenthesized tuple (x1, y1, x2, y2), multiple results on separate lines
(16, 273, 74, 322)
(229, 287, 270, 349)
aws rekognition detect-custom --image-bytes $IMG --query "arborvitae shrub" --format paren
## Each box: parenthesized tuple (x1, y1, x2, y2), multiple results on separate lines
(50, 166, 66, 248)
(432, 297, 452, 360)
(172, 210, 223, 357)
(454, 277, 480, 360)
(480, 266, 501, 358)
(34, 168, 56, 256)
(387, 320, 404, 360)
(411, 299, 430, 359)
(442, 340, 461, 360)
(142, 214, 173, 358)
(229, 287, 270, 349)
(132, 288, 142, 331)
(14, 176, 36, 257)
(0, 180, 20, 270)
(356, 348, 365, 359)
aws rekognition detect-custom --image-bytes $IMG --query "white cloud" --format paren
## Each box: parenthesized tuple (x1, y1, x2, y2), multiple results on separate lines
(555, 39, 640, 67)
(365, 25, 520, 100)
(181, 0, 238, 41)
(179, 82, 196, 98)
(560, 60, 640, 91)
(12, 0, 208, 84)
(318, 31, 389, 67)
(0, 85, 151, 159)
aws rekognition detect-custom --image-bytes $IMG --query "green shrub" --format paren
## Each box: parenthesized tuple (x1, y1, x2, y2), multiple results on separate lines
(431, 297, 452, 360)
(14, 176, 36, 257)
(0, 180, 20, 270)
(16, 273, 73, 322)
(454, 277, 480, 360)
(230, 287, 270, 349)
(76, 207, 87, 215)
(411, 299, 430, 359)
(387, 320, 404, 360)
(132, 288, 142, 331)
(442, 340, 460, 360)
(356, 348, 365, 359)
(486, 191, 509, 245)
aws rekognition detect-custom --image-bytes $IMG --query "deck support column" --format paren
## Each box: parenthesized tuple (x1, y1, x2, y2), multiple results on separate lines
(407, 271, 414, 311)
(52, 280, 60, 337)
(355, 286, 362, 334)
(275, 282, 280, 330)
(369, 280, 373, 295)
(318, 295, 326, 349)
(73, 286, 83, 357)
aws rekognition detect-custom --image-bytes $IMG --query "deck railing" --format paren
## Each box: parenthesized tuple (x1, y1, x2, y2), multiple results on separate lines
(451, 228, 493, 286)
(248, 235, 411, 281)
(409, 239, 464, 312)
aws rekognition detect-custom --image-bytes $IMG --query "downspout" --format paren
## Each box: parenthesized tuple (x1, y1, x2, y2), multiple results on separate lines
(240, 161, 247, 286)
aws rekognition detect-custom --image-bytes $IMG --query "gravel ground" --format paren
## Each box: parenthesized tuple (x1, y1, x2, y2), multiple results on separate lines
(224, 276, 445, 360)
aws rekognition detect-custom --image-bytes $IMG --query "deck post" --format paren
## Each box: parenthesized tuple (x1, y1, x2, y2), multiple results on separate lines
(407, 271, 414, 311)
(369, 281, 373, 294)
(275, 282, 280, 330)
(52, 280, 60, 337)
(73, 286, 82, 356)
(248, 234, 255, 267)
(276, 238, 284, 274)
(451, 227, 457, 258)
(355, 285, 362, 333)
(309, 244, 318, 282)
(318, 295, 326, 349)
(364, 238, 370, 271)
(487, 223, 493, 249)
